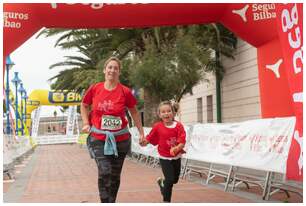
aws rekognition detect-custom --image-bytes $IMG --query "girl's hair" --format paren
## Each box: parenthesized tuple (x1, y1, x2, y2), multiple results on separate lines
(104, 56, 121, 70)
(157, 100, 179, 114)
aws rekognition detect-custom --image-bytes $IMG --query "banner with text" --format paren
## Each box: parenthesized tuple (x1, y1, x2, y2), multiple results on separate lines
(187, 117, 295, 173)
(66, 105, 77, 136)
(31, 106, 41, 137)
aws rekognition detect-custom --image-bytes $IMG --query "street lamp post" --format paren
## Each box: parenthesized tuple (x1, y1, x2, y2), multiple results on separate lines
(23, 92, 28, 135)
(5, 56, 15, 134)
(11, 72, 21, 135)
(18, 82, 26, 135)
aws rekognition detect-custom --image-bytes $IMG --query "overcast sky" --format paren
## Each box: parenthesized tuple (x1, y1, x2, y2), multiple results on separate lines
(10, 28, 79, 117)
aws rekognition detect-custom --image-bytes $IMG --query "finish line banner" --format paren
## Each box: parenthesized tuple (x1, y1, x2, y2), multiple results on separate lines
(187, 117, 295, 173)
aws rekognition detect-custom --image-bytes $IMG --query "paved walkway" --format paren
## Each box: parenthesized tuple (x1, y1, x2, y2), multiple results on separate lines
(3, 144, 302, 203)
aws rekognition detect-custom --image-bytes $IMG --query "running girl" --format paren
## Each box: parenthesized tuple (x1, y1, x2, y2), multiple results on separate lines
(140, 101, 186, 202)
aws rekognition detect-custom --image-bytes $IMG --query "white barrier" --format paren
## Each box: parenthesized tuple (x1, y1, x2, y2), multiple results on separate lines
(129, 117, 295, 174)
(3, 136, 14, 166)
(186, 117, 295, 173)
(130, 127, 159, 158)
(5, 136, 33, 162)
(33, 135, 78, 145)
(129, 117, 299, 198)
(3, 135, 34, 179)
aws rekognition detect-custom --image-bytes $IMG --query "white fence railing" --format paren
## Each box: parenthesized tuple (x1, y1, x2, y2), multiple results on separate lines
(4, 136, 33, 165)
(3, 135, 34, 179)
(33, 135, 78, 145)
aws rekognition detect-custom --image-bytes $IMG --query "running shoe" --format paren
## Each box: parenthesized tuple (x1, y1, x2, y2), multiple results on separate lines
(157, 177, 164, 193)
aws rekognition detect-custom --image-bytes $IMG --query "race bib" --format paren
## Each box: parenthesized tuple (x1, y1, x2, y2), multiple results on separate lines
(101, 115, 122, 130)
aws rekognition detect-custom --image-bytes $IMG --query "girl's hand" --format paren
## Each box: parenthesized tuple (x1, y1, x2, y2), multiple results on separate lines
(82, 124, 91, 133)
(139, 138, 149, 146)
(170, 146, 179, 156)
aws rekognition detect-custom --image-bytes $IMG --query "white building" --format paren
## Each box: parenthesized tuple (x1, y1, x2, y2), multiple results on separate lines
(179, 39, 261, 124)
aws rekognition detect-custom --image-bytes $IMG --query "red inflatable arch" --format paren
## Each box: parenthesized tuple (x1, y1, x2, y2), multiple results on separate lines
(3, 3, 303, 181)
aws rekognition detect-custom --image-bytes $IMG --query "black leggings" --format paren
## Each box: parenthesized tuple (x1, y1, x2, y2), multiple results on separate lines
(89, 136, 131, 203)
(159, 158, 181, 202)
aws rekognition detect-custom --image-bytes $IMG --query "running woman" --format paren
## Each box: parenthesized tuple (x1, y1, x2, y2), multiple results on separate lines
(81, 56, 144, 203)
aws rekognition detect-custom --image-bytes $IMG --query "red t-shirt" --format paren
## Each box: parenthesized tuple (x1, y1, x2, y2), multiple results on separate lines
(146, 121, 186, 157)
(82, 82, 137, 142)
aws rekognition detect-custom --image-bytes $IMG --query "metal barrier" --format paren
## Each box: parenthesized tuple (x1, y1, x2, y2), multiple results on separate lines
(231, 168, 271, 199)
(3, 135, 34, 180)
(265, 173, 302, 200)
(33, 135, 78, 145)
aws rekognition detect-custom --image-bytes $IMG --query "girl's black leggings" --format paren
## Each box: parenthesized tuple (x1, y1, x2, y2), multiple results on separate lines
(159, 158, 181, 202)
(89, 136, 131, 203)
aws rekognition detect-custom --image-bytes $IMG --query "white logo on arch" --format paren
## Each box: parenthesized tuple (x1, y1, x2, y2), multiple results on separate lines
(266, 59, 283, 78)
(232, 5, 249, 22)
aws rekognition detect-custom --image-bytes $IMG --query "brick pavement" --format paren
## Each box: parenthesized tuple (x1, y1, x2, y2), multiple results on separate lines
(3, 144, 302, 203)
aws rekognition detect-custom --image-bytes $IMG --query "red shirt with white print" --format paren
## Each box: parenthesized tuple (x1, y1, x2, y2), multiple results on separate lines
(82, 82, 137, 142)
(146, 121, 186, 157)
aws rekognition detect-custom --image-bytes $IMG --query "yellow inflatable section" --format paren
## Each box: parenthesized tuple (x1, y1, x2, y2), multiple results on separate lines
(25, 89, 82, 134)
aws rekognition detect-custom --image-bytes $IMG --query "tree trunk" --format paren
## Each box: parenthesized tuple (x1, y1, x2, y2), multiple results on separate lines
(143, 89, 159, 126)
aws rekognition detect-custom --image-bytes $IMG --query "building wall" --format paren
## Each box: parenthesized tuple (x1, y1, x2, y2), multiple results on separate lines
(179, 39, 261, 124)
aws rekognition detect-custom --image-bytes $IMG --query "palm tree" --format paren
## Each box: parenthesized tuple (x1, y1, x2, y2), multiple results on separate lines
(39, 24, 237, 125)
(38, 29, 107, 92)
(38, 28, 149, 91)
